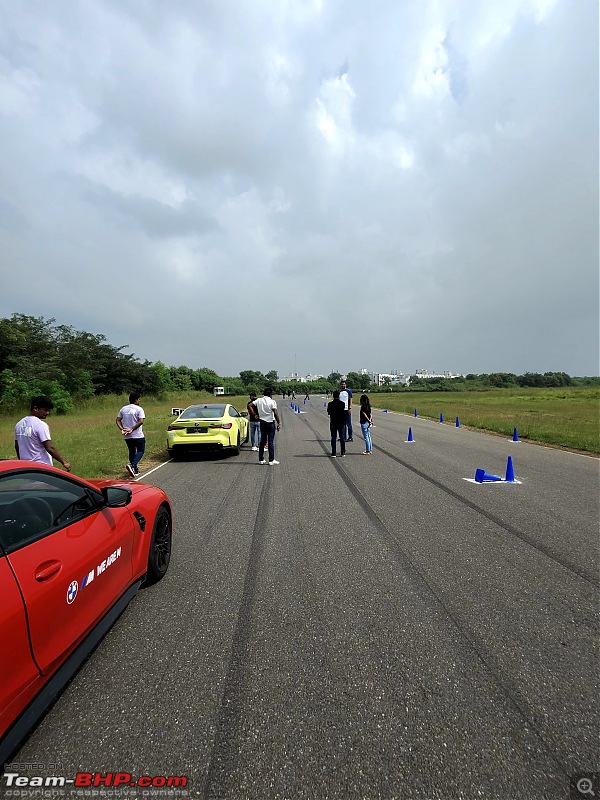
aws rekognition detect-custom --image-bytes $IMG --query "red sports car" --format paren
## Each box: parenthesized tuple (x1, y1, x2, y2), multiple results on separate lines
(0, 460, 172, 764)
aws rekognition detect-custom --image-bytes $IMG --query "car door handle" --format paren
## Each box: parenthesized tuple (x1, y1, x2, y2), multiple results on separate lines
(35, 561, 63, 581)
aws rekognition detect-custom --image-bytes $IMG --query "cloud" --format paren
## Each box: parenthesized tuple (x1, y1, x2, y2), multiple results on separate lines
(0, 0, 597, 378)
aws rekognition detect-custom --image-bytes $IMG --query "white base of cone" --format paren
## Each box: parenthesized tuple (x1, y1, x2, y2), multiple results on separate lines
(463, 478, 522, 484)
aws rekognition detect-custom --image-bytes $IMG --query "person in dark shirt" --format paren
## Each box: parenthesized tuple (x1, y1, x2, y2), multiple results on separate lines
(247, 392, 261, 451)
(327, 390, 346, 457)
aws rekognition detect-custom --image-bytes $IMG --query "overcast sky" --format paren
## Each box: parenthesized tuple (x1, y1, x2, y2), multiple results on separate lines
(1, 0, 598, 378)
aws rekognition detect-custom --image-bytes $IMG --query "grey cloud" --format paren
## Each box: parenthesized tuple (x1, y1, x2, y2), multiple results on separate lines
(0, 0, 597, 378)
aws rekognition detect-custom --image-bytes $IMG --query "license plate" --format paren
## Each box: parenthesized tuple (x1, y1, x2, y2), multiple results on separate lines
(187, 427, 208, 434)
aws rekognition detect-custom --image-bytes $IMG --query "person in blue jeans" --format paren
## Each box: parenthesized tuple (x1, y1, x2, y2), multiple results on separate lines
(247, 392, 261, 451)
(250, 388, 281, 465)
(116, 392, 146, 477)
(359, 394, 373, 455)
(327, 390, 346, 457)
(340, 380, 353, 441)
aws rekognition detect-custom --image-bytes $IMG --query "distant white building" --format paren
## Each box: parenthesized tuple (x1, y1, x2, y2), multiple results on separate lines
(372, 372, 410, 387)
(413, 369, 462, 380)
(282, 372, 324, 382)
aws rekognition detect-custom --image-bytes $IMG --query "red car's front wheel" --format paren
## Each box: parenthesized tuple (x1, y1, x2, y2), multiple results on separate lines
(144, 506, 172, 585)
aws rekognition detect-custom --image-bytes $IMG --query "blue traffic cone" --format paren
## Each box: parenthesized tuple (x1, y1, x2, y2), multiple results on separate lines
(414, 408, 418, 417)
(505, 456, 516, 482)
(512, 427, 520, 442)
(407, 427, 414, 442)
(475, 468, 502, 483)
(439, 413, 444, 423)
(455, 416, 460, 427)
(324, 402, 326, 407)
(304, 398, 306, 404)
(297, 406, 301, 414)
(382, 409, 388, 413)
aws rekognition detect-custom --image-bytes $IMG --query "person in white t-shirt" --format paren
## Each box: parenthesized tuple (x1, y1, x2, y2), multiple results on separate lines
(14, 395, 71, 471)
(339, 380, 353, 441)
(249, 388, 281, 465)
(116, 392, 145, 478)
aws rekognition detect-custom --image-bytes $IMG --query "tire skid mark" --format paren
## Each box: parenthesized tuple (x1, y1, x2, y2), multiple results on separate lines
(299, 413, 574, 777)
(307, 406, 598, 588)
(172, 456, 253, 547)
(202, 468, 272, 800)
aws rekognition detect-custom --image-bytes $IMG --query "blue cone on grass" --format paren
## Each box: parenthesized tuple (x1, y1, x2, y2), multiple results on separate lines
(414, 408, 418, 417)
(439, 412, 444, 423)
(455, 416, 460, 427)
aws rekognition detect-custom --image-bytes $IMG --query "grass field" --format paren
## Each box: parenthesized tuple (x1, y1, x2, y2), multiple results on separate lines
(1, 388, 598, 478)
(367, 387, 600, 455)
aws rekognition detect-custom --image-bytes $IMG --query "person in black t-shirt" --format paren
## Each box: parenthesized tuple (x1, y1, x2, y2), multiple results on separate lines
(327, 390, 346, 457)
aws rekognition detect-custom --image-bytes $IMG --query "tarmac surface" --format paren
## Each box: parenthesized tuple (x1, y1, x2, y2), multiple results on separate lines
(9, 398, 600, 799)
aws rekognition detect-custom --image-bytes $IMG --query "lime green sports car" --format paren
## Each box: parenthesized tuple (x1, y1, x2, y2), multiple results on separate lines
(167, 403, 249, 458)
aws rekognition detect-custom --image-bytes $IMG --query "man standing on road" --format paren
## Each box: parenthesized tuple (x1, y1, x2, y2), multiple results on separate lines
(339, 380, 353, 441)
(14, 396, 71, 471)
(116, 392, 145, 478)
(247, 392, 261, 451)
(327, 390, 346, 458)
(251, 387, 281, 465)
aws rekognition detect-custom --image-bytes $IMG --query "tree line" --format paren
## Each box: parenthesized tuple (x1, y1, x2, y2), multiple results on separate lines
(0, 314, 597, 414)
(406, 372, 599, 391)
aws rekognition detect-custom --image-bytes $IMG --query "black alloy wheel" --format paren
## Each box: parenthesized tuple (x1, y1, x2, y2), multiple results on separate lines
(144, 506, 172, 585)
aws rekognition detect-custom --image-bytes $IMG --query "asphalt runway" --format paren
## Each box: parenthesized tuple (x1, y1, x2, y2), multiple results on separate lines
(9, 398, 599, 799)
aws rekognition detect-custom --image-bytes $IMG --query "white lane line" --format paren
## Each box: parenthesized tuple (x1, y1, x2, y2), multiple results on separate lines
(138, 459, 173, 479)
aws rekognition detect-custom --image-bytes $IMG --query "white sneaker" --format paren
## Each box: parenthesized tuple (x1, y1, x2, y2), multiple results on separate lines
(269, 460, 280, 465)
(126, 464, 135, 478)
(258, 460, 266, 465)
(252, 446, 258, 451)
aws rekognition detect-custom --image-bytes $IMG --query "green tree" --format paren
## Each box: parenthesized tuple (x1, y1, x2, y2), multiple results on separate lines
(146, 361, 172, 398)
(240, 370, 265, 387)
(169, 366, 194, 391)
(346, 371, 371, 391)
(195, 368, 222, 392)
